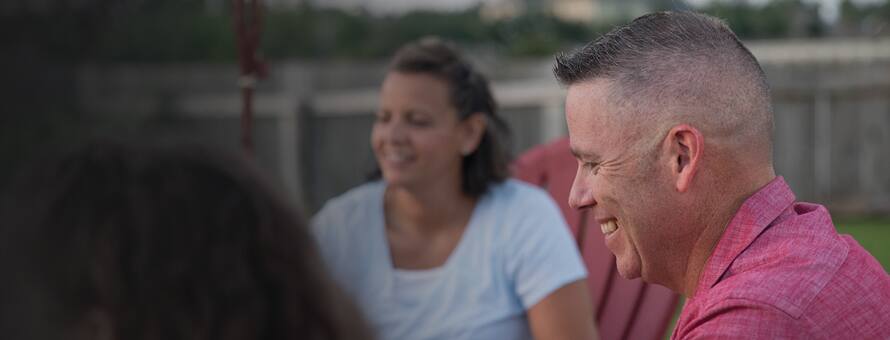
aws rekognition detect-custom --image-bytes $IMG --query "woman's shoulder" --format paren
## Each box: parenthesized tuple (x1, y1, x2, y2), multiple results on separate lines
(312, 181, 384, 232)
(487, 179, 558, 210)
(320, 181, 385, 212)
(479, 179, 566, 238)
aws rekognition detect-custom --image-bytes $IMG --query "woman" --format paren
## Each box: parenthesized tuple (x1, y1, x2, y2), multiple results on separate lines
(0, 141, 373, 340)
(312, 38, 597, 340)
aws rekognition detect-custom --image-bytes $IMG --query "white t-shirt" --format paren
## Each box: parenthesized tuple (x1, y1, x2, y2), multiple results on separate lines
(311, 179, 587, 340)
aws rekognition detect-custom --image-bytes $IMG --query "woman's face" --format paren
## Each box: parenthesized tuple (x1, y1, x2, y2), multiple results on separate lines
(372, 71, 481, 190)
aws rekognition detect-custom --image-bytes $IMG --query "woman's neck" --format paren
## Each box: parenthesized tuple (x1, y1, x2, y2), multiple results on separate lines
(385, 178, 476, 234)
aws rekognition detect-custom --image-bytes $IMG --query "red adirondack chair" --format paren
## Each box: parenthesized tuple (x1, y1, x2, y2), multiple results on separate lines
(513, 137, 679, 340)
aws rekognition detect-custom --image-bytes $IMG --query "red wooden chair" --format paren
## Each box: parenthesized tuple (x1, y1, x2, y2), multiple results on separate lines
(513, 137, 679, 340)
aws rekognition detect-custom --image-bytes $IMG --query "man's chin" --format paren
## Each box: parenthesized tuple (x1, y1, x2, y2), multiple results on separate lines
(615, 260, 642, 280)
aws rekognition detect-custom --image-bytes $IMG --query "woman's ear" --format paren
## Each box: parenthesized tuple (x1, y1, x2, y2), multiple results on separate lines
(460, 113, 488, 156)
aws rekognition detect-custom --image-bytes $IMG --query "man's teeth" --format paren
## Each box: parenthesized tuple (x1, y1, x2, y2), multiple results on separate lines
(601, 220, 618, 235)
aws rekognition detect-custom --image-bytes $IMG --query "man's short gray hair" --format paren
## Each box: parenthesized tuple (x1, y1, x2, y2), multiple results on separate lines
(554, 11, 773, 159)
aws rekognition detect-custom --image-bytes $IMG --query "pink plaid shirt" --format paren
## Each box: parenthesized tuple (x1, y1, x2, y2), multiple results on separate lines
(672, 177, 890, 339)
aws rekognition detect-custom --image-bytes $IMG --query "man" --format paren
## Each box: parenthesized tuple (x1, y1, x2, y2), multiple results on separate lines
(555, 11, 890, 339)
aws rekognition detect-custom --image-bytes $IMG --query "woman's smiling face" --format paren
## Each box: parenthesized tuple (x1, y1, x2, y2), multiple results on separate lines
(372, 71, 471, 190)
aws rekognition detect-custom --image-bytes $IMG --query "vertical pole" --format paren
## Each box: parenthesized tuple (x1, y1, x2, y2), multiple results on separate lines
(541, 97, 565, 142)
(278, 98, 301, 205)
(240, 80, 254, 155)
(814, 90, 831, 202)
(234, 0, 264, 157)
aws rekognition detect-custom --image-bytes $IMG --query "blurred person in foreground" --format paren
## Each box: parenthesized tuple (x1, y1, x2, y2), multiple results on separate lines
(311, 38, 597, 340)
(0, 141, 373, 340)
(556, 11, 890, 339)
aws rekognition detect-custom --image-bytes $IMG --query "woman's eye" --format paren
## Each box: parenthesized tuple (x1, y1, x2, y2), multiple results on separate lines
(374, 112, 390, 123)
(408, 117, 432, 126)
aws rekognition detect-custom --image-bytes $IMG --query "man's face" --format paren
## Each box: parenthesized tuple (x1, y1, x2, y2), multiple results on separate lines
(565, 79, 675, 281)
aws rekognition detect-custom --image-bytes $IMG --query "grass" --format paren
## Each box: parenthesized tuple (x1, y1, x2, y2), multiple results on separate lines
(834, 216, 890, 269)
(662, 216, 890, 339)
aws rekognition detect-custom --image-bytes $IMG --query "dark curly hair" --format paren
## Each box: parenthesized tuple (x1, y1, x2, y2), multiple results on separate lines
(0, 141, 373, 340)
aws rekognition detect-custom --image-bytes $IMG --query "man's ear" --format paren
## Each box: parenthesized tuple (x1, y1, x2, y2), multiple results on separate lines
(664, 124, 703, 192)
(460, 113, 488, 156)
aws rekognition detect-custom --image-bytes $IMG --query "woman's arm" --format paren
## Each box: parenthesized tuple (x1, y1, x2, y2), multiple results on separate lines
(528, 279, 599, 340)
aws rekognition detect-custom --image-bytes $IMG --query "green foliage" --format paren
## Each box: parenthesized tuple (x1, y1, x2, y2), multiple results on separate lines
(698, 0, 824, 39)
(487, 13, 608, 57)
(261, 6, 602, 59)
(838, 0, 890, 35)
(2, 0, 237, 62)
(94, 0, 235, 62)
(13, 0, 886, 63)
(97, 12, 235, 62)
(8, 2, 610, 62)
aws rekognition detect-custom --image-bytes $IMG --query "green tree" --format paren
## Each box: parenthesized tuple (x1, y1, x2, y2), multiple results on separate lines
(698, 0, 823, 39)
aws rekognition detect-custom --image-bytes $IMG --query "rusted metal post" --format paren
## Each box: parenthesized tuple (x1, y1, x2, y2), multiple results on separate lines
(233, 0, 266, 156)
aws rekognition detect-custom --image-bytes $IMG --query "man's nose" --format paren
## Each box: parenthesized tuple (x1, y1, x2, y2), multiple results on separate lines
(568, 165, 596, 210)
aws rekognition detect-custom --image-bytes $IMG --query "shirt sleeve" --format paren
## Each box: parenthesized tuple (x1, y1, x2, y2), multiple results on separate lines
(309, 201, 338, 266)
(679, 299, 810, 340)
(310, 195, 356, 277)
(504, 187, 588, 309)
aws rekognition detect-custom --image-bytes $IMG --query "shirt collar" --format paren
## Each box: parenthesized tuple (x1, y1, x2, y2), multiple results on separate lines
(694, 176, 796, 297)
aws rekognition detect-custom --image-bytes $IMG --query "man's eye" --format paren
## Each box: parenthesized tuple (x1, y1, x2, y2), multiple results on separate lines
(584, 162, 599, 174)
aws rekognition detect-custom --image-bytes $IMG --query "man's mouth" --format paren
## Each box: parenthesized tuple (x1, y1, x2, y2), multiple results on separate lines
(600, 220, 618, 236)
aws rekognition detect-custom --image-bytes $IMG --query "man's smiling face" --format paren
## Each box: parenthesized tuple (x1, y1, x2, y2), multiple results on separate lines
(565, 79, 679, 282)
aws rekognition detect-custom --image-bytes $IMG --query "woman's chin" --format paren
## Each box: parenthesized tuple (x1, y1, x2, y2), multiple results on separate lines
(382, 173, 416, 188)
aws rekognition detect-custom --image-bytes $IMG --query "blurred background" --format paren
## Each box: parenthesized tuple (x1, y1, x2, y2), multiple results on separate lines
(1, 0, 888, 268)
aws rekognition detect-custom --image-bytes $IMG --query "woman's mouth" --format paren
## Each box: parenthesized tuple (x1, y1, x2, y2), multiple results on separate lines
(383, 152, 414, 165)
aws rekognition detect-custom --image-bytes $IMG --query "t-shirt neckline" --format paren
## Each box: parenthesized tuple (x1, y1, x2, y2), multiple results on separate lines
(375, 182, 488, 274)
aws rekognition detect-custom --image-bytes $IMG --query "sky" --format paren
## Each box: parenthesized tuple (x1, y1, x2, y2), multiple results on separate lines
(318, 0, 887, 23)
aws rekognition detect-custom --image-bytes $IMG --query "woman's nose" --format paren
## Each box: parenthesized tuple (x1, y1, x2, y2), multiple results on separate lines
(383, 119, 409, 144)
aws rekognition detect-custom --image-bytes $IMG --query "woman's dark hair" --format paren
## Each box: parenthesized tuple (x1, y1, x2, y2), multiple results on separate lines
(385, 37, 511, 197)
(0, 141, 373, 340)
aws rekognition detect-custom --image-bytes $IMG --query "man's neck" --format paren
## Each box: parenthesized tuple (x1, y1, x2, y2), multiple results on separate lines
(681, 169, 777, 297)
(681, 200, 738, 297)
